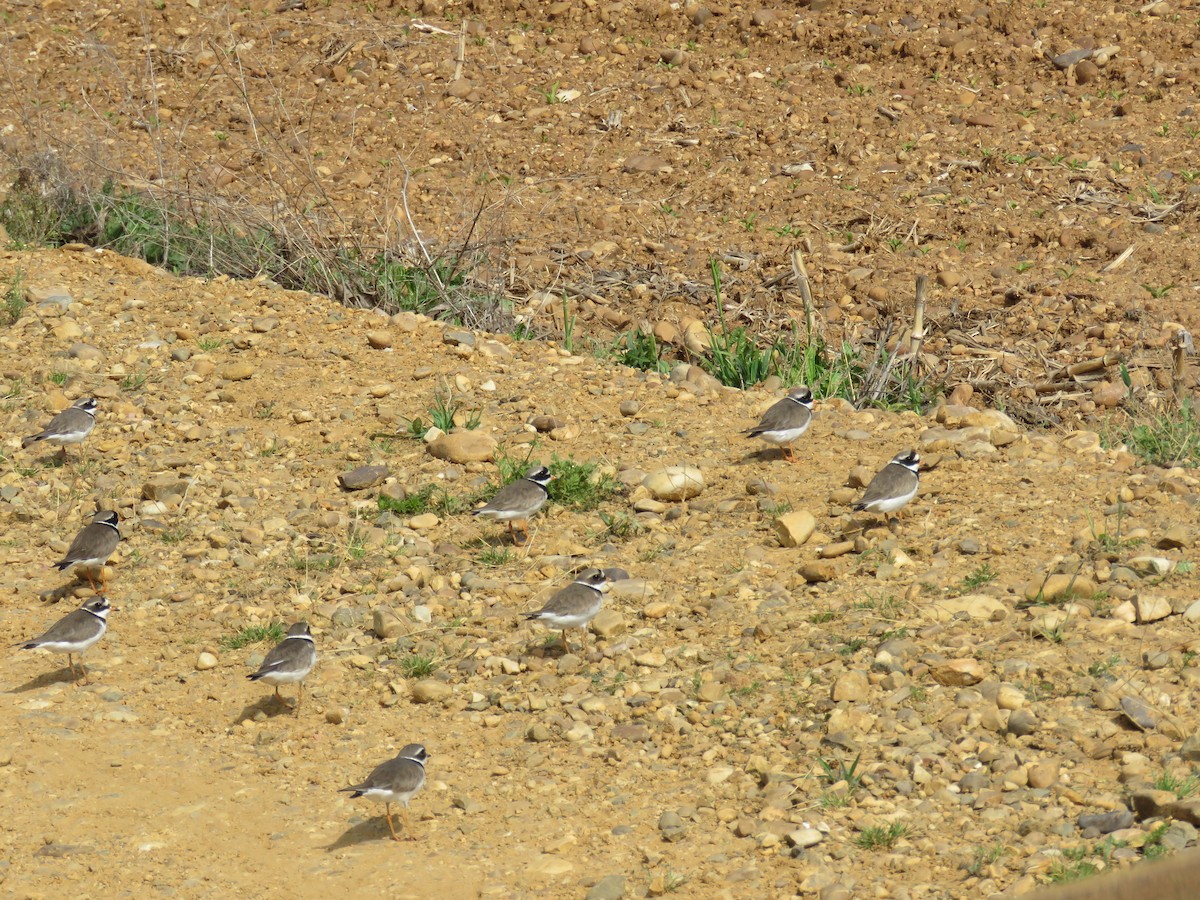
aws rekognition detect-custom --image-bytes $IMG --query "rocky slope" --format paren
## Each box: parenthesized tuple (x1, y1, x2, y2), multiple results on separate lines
(0, 245, 1198, 898)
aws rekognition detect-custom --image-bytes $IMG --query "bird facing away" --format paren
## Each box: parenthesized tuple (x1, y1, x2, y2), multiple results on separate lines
(22, 397, 97, 460)
(524, 568, 612, 653)
(339, 744, 428, 842)
(18, 595, 111, 685)
(53, 510, 121, 592)
(247, 622, 317, 712)
(852, 450, 921, 526)
(472, 465, 553, 545)
(745, 386, 814, 462)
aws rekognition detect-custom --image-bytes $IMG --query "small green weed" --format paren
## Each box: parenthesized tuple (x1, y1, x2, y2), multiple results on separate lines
(1153, 768, 1200, 799)
(477, 546, 513, 567)
(597, 510, 642, 540)
(547, 456, 620, 511)
(48, 370, 70, 387)
(221, 622, 286, 651)
(3, 269, 27, 324)
(1104, 399, 1200, 468)
(397, 653, 439, 678)
(960, 563, 997, 591)
(966, 842, 1006, 876)
(854, 822, 907, 850)
(612, 328, 669, 374)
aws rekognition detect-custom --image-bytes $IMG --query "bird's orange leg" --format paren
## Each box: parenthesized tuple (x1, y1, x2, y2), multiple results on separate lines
(385, 803, 401, 842)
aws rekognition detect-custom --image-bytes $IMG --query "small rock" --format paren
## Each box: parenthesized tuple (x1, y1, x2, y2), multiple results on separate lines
(1120, 696, 1158, 731)
(1027, 762, 1058, 789)
(216, 362, 255, 381)
(774, 510, 816, 547)
(619, 400, 640, 417)
(408, 513, 439, 530)
(372, 608, 407, 640)
(325, 707, 347, 725)
(428, 431, 496, 463)
(1128, 557, 1173, 577)
(443, 329, 475, 348)
(1023, 574, 1098, 602)
(586, 875, 627, 900)
(366, 330, 393, 349)
(832, 670, 869, 702)
(339, 465, 389, 491)
(643, 466, 705, 501)
(634, 648, 667, 668)
(1157, 526, 1192, 550)
(196, 652, 218, 671)
(1134, 595, 1172, 624)
(1078, 810, 1134, 834)
(527, 723, 552, 742)
(787, 828, 824, 849)
(590, 609, 625, 640)
(800, 561, 835, 583)
(1007, 708, 1038, 736)
(930, 659, 985, 686)
(411, 679, 452, 703)
(1181, 731, 1200, 761)
(927, 594, 1006, 623)
(658, 810, 688, 842)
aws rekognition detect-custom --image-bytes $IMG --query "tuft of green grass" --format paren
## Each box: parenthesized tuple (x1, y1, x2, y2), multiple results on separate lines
(221, 622, 286, 651)
(1153, 768, 1200, 800)
(1104, 399, 1200, 468)
(197, 336, 224, 351)
(48, 370, 70, 387)
(597, 510, 643, 540)
(3, 269, 27, 324)
(547, 456, 621, 511)
(612, 328, 669, 374)
(966, 842, 1006, 876)
(854, 822, 908, 850)
(397, 653, 439, 678)
(477, 546, 513, 567)
(427, 392, 481, 432)
(960, 563, 997, 591)
(379, 485, 434, 516)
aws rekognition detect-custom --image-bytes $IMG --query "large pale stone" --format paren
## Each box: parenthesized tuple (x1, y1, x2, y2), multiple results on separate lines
(774, 510, 816, 547)
(643, 466, 704, 501)
(428, 431, 496, 463)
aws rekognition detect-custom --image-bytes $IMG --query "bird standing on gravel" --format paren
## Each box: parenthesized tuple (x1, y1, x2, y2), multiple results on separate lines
(472, 465, 553, 545)
(18, 595, 111, 685)
(524, 568, 612, 654)
(744, 386, 813, 462)
(339, 744, 428, 842)
(53, 510, 121, 592)
(852, 449, 920, 527)
(22, 396, 97, 460)
(247, 622, 317, 712)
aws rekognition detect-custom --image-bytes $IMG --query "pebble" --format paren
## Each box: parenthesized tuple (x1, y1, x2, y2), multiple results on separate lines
(643, 466, 704, 501)
(196, 652, 218, 670)
(217, 362, 255, 381)
(366, 330, 393, 349)
(586, 875, 626, 900)
(774, 510, 816, 547)
(657, 810, 688, 842)
(590, 609, 625, 640)
(411, 679, 452, 703)
(338, 465, 389, 491)
(428, 431, 496, 463)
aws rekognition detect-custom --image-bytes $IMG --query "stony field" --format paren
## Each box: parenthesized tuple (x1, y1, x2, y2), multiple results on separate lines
(2, 1, 1200, 898)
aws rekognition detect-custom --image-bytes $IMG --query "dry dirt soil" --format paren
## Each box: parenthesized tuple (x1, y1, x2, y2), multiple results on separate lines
(2, 1, 1200, 899)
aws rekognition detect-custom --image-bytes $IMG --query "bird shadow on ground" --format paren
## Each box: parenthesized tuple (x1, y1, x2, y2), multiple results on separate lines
(232, 695, 297, 724)
(325, 818, 393, 851)
(9, 666, 78, 692)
